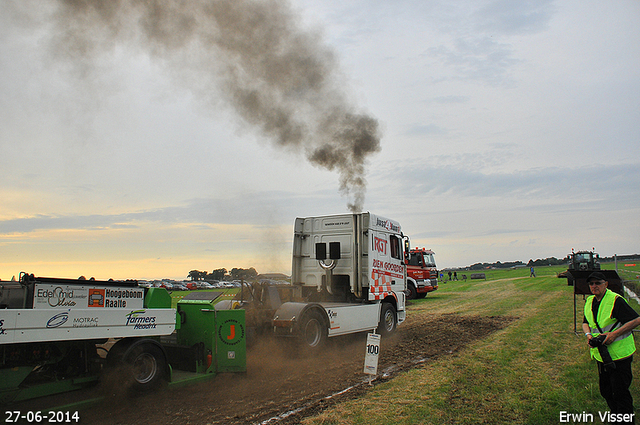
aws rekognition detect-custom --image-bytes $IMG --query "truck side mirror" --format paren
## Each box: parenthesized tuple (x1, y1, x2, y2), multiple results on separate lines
(404, 238, 411, 264)
(316, 243, 327, 260)
(329, 242, 341, 260)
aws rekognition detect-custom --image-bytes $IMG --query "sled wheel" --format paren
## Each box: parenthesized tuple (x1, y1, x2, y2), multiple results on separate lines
(123, 343, 166, 391)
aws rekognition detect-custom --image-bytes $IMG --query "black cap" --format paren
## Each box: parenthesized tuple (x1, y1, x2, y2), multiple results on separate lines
(587, 271, 607, 282)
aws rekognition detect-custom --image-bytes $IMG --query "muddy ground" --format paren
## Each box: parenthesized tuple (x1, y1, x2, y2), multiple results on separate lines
(17, 312, 514, 424)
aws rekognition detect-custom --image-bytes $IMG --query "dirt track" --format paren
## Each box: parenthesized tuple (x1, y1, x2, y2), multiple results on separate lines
(70, 315, 512, 425)
(20, 312, 514, 424)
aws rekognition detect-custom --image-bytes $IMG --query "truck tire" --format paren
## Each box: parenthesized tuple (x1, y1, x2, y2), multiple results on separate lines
(377, 303, 397, 337)
(123, 342, 167, 392)
(406, 282, 417, 300)
(298, 310, 327, 352)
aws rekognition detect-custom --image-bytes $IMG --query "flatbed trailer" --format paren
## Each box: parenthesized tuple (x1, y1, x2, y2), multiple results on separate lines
(0, 274, 245, 404)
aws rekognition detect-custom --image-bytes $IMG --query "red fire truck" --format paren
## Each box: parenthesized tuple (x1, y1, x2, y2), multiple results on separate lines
(406, 248, 438, 299)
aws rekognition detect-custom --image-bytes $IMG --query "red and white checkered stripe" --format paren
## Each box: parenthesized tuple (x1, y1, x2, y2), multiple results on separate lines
(370, 269, 393, 300)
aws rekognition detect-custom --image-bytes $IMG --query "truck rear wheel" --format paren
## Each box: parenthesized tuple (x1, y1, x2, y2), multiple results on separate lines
(298, 310, 327, 352)
(377, 303, 397, 337)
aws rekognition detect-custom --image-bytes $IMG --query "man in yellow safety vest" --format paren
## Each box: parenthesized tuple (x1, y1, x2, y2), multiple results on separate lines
(582, 271, 640, 423)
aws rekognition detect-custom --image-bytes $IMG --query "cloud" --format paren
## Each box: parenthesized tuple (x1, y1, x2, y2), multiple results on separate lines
(424, 0, 556, 86)
(1, 0, 638, 275)
(392, 161, 640, 202)
(410, 230, 462, 239)
(406, 124, 447, 136)
(427, 36, 520, 86)
(0, 189, 349, 235)
(430, 95, 470, 104)
(473, 0, 556, 35)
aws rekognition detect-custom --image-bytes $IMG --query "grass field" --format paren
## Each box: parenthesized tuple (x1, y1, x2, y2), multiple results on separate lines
(302, 264, 640, 425)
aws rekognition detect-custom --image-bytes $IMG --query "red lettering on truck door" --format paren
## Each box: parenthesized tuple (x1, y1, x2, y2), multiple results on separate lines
(374, 236, 387, 255)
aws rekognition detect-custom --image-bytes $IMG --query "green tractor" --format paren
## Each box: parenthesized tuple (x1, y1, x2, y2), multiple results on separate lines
(563, 249, 623, 295)
(569, 250, 601, 271)
(561, 249, 624, 333)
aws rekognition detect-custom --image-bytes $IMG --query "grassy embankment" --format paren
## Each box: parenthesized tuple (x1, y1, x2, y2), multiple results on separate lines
(169, 287, 239, 308)
(303, 264, 640, 425)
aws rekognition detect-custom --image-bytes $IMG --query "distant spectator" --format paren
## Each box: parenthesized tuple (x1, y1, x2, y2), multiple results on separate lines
(448, 271, 452, 281)
(530, 267, 536, 277)
(453, 271, 458, 281)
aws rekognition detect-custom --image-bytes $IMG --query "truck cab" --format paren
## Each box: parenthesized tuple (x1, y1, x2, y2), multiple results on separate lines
(274, 212, 408, 352)
(406, 248, 438, 299)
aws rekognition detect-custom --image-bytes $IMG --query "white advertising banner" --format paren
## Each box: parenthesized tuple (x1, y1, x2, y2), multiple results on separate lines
(33, 284, 145, 309)
(0, 308, 176, 344)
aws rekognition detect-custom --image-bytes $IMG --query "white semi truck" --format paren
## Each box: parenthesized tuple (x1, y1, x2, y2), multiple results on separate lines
(237, 212, 409, 352)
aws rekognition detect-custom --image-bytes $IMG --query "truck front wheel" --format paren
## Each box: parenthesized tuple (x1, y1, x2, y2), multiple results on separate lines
(377, 303, 397, 337)
(406, 282, 417, 299)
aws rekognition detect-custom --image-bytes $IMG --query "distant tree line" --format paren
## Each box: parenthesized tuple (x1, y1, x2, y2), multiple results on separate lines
(527, 257, 567, 267)
(466, 260, 526, 270)
(187, 267, 258, 281)
(465, 257, 567, 270)
(600, 254, 640, 262)
(463, 254, 640, 271)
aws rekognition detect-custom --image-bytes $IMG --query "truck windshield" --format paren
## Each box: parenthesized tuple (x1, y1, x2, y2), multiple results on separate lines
(408, 254, 422, 266)
(423, 254, 436, 267)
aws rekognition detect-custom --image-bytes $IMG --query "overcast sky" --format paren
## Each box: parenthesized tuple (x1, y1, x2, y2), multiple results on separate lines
(1, 0, 639, 280)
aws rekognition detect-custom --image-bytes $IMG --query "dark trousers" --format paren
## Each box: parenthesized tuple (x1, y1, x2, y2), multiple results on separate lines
(598, 355, 635, 424)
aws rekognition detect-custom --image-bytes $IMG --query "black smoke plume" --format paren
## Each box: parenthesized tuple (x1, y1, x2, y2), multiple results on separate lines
(48, 0, 381, 212)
